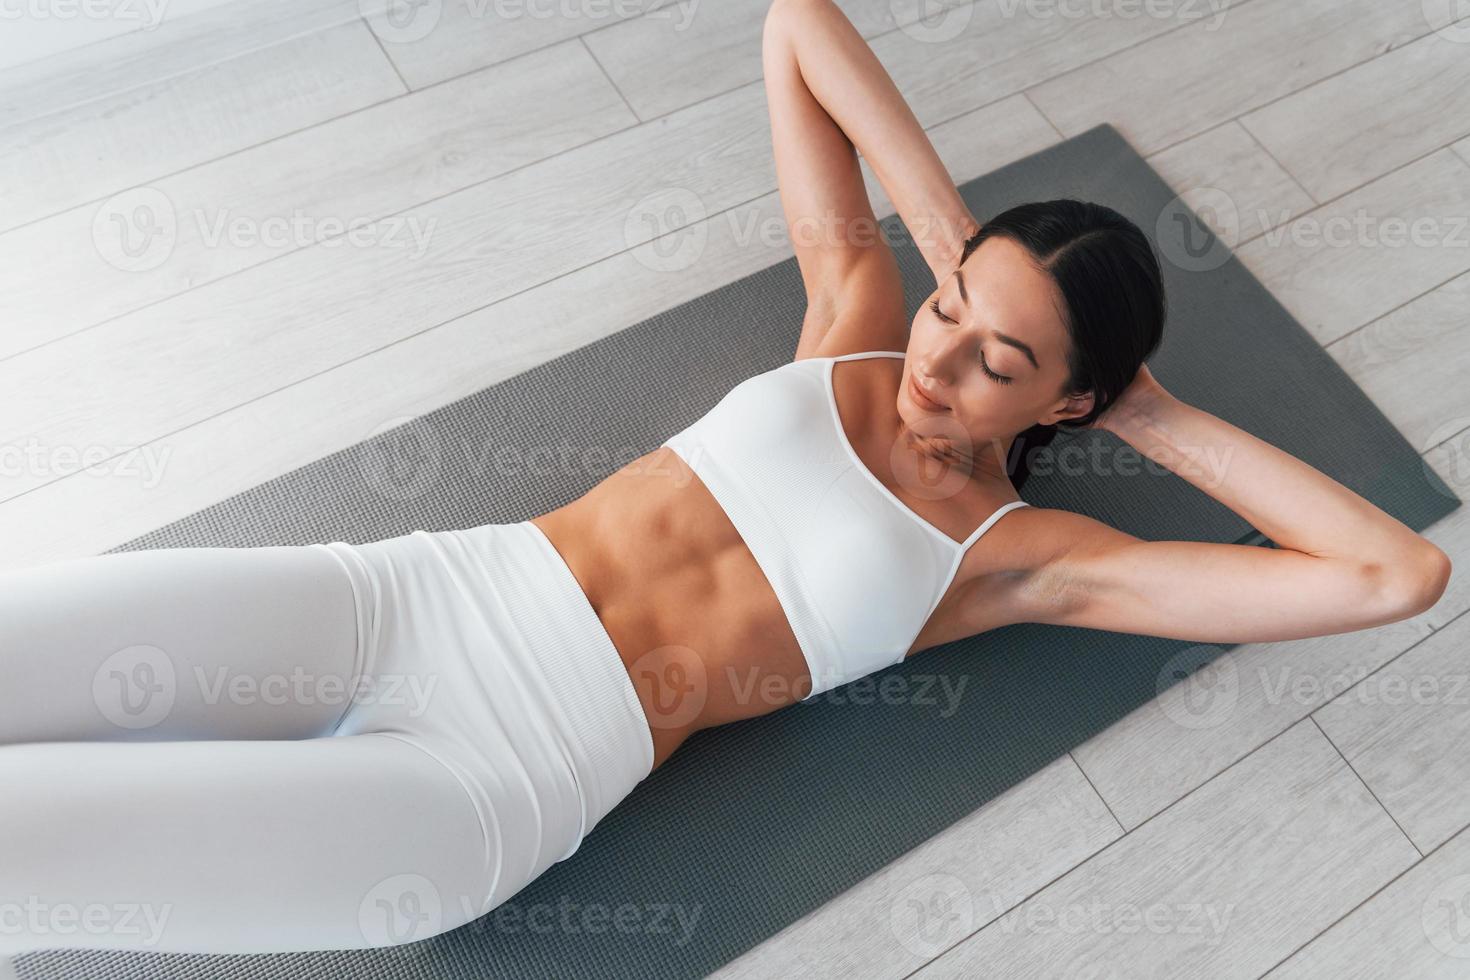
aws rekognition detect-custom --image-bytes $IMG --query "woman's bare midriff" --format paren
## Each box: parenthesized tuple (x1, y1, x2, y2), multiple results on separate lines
(529, 445, 811, 772)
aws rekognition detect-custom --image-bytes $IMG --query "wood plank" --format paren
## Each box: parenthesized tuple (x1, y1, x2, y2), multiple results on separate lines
(0, 20, 405, 234)
(1313, 606, 1470, 853)
(582, 0, 959, 120)
(1027, 0, 1450, 156)
(916, 721, 1419, 979)
(1141, 121, 1315, 246)
(1327, 271, 1470, 455)
(0, 94, 1057, 566)
(1233, 149, 1470, 347)
(1071, 617, 1434, 832)
(0, 0, 376, 130)
(1266, 824, 1470, 979)
(870, 0, 1250, 131)
(712, 757, 1119, 979)
(0, 38, 636, 359)
(1240, 25, 1470, 202)
(0, 82, 774, 506)
(0, 0, 250, 72)
(364, 0, 671, 91)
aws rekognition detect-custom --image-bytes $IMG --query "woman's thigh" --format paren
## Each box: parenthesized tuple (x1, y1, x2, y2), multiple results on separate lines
(0, 544, 361, 744)
(0, 733, 493, 955)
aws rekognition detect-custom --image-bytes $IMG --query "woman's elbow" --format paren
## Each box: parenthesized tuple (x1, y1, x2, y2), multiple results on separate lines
(1371, 543, 1453, 621)
(764, 0, 805, 36)
(764, 0, 832, 42)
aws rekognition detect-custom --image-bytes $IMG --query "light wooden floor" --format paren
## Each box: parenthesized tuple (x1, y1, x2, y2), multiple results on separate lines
(3, 0, 1470, 976)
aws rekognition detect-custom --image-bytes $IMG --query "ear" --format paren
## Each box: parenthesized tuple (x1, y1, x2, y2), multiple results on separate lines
(1043, 390, 1094, 425)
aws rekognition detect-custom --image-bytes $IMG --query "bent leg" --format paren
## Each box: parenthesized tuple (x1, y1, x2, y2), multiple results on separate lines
(0, 544, 361, 743)
(0, 733, 494, 955)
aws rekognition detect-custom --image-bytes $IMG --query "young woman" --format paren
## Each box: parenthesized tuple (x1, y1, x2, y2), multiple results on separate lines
(0, 0, 1450, 959)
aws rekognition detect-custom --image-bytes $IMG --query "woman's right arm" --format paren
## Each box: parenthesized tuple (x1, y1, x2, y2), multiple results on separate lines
(1008, 373, 1452, 644)
(763, 0, 981, 288)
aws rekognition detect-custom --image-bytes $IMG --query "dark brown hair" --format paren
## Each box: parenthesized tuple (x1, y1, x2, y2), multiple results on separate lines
(958, 199, 1167, 490)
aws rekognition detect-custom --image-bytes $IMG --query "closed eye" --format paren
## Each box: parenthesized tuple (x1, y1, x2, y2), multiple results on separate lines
(980, 354, 1013, 385)
(929, 298, 1013, 385)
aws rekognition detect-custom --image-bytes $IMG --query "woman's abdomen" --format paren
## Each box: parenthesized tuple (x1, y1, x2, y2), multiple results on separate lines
(530, 446, 817, 743)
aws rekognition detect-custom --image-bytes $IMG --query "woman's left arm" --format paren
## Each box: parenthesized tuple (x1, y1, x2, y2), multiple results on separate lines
(765, 0, 982, 287)
(1013, 368, 1452, 643)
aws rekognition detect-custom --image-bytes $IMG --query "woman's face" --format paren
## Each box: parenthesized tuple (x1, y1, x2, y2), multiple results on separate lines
(899, 235, 1090, 470)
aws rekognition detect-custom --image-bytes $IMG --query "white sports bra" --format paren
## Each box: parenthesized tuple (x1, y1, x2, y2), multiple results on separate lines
(661, 350, 1030, 701)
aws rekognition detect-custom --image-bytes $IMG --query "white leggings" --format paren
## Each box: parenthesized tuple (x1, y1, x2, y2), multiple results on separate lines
(0, 521, 655, 957)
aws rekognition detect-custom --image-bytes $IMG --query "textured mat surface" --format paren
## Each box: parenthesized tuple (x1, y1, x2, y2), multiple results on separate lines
(20, 124, 1460, 979)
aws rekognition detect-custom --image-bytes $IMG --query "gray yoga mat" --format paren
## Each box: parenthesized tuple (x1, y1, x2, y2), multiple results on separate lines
(20, 123, 1460, 980)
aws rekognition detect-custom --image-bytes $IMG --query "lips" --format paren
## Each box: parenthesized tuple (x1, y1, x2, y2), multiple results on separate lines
(908, 372, 949, 411)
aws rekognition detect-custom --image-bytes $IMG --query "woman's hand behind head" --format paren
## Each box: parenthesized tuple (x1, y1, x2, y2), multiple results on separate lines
(1093, 362, 1169, 434)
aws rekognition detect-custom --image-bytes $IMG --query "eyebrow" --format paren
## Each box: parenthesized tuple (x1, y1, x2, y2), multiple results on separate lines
(952, 270, 1040, 371)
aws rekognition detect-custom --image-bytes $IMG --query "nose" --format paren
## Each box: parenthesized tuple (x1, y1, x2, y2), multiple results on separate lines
(918, 333, 967, 389)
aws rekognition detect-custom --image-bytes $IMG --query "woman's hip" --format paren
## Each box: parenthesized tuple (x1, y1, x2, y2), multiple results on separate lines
(311, 521, 655, 899)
